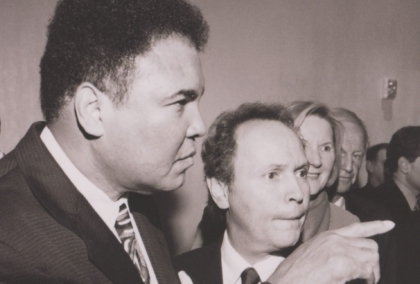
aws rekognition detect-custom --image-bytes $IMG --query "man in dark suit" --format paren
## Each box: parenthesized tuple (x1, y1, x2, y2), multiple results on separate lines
(366, 126, 420, 224)
(0, 0, 210, 283)
(175, 103, 393, 284)
(328, 108, 396, 284)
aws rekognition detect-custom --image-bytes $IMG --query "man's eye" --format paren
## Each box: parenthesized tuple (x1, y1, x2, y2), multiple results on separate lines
(175, 99, 188, 106)
(267, 172, 277, 179)
(296, 170, 307, 179)
(353, 154, 362, 159)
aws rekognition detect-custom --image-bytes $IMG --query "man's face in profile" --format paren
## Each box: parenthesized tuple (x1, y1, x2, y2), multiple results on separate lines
(100, 34, 206, 194)
(337, 121, 365, 193)
(224, 120, 309, 261)
(368, 148, 386, 186)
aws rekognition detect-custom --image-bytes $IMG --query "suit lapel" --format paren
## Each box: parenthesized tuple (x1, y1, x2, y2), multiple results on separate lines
(14, 122, 142, 284)
(191, 242, 223, 284)
(132, 209, 180, 284)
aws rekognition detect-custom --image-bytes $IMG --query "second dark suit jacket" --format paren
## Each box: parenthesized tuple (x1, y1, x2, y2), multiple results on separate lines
(174, 242, 223, 284)
(345, 191, 397, 284)
(0, 122, 179, 284)
(395, 211, 420, 284)
(362, 178, 412, 224)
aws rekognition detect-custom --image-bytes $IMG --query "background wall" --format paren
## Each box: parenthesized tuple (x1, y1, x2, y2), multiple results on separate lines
(1, 0, 419, 255)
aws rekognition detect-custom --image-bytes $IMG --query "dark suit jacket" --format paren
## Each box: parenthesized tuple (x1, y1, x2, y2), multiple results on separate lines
(345, 192, 397, 284)
(174, 242, 223, 284)
(395, 211, 420, 284)
(0, 122, 179, 284)
(359, 179, 412, 224)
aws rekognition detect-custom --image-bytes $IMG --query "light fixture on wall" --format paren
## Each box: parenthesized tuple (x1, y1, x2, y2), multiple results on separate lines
(382, 78, 397, 121)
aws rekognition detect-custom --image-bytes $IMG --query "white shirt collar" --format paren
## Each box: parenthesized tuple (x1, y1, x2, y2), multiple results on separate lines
(394, 176, 419, 211)
(221, 231, 284, 283)
(333, 195, 346, 209)
(40, 126, 122, 238)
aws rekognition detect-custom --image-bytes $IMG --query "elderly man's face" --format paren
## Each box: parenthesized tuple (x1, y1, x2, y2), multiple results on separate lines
(337, 121, 365, 193)
(99, 34, 206, 194)
(224, 120, 309, 262)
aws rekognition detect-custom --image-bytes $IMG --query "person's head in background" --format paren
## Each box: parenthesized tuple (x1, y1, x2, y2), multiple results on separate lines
(289, 101, 341, 198)
(202, 102, 309, 263)
(331, 107, 369, 203)
(366, 143, 388, 188)
(384, 126, 420, 195)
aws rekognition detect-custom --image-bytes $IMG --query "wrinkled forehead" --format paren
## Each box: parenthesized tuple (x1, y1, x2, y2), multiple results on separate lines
(234, 120, 307, 168)
(342, 121, 367, 151)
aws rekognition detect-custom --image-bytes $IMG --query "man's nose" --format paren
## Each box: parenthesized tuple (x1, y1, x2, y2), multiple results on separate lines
(341, 153, 353, 173)
(186, 106, 207, 139)
(285, 175, 305, 203)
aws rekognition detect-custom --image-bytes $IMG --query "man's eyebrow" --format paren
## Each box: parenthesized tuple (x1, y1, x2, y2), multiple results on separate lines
(168, 89, 203, 101)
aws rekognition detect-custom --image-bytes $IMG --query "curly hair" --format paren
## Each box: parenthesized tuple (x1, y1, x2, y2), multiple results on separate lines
(288, 101, 341, 187)
(40, 0, 209, 122)
(384, 126, 420, 177)
(198, 102, 296, 245)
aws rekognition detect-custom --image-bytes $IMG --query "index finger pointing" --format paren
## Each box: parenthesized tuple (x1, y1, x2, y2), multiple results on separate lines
(334, 220, 395, 238)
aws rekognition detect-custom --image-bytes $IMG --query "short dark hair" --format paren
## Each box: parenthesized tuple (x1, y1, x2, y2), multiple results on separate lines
(331, 107, 369, 151)
(366, 143, 388, 162)
(200, 102, 296, 239)
(40, 0, 209, 123)
(384, 126, 420, 177)
(202, 102, 295, 186)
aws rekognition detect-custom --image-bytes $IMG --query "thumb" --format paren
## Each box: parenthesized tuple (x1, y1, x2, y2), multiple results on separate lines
(334, 220, 395, 238)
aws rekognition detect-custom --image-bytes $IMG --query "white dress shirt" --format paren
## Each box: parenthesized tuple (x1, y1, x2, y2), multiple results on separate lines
(179, 231, 284, 284)
(40, 126, 158, 284)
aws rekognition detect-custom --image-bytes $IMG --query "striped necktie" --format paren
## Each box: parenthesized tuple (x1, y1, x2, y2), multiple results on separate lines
(115, 203, 150, 284)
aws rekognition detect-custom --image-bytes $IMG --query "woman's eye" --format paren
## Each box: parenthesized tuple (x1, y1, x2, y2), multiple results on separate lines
(321, 145, 332, 152)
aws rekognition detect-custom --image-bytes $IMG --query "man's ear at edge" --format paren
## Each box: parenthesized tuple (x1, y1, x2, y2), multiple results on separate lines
(74, 82, 109, 138)
(206, 177, 230, 210)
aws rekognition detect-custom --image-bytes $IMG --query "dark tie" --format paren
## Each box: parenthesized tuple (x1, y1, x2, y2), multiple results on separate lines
(241, 267, 261, 284)
(115, 203, 150, 284)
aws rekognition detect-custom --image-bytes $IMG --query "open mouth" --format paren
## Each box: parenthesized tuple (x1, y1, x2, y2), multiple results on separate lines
(307, 173, 320, 178)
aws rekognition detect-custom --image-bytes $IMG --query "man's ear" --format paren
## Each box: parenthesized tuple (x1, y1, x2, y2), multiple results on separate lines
(74, 83, 108, 137)
(206, 178, 230, 210)
(398, 156, 411, 174)
(366, 160, 374, 173)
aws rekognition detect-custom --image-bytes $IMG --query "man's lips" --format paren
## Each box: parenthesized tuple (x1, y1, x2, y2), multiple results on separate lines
(277, 210, 306, 221)
(178, 151, 197, 161)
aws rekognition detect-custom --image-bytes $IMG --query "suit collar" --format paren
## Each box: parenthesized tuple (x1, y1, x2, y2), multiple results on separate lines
(14, 122, 143, 284)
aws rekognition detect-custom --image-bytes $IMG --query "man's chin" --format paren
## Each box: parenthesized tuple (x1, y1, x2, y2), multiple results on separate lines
(160, 173, 187, 192)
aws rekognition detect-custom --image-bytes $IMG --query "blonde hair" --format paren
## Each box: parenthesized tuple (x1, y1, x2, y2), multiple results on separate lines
(288, 101, 341, 187)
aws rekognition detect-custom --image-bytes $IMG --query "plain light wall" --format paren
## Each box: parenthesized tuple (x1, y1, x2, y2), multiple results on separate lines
(1, 0, 419, 255)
